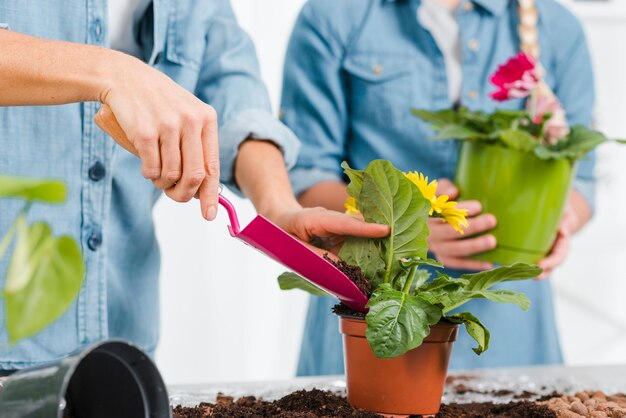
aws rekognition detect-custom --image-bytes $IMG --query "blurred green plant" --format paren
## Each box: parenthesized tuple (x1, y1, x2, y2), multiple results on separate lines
(0, 176, 83, 343)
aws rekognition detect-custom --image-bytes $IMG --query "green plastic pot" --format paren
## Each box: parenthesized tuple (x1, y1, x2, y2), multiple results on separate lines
(455, 141, 575, 265)
(0, 340, 171, 418)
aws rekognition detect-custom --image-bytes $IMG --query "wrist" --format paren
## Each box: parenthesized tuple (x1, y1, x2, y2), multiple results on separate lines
(94, 48, 135, 104)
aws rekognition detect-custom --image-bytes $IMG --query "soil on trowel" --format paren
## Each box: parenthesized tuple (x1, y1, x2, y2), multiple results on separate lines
(323, 254, 372, 298)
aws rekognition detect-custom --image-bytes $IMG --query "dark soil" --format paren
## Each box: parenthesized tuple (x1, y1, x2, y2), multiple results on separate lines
(172, 389, 381, 418)
(172, 389, 558, 418)
(323, 254, 372, 298)
(332, 302, 366, 319)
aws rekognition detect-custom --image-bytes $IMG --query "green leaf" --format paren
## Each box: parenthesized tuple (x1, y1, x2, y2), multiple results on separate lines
(365, 284, 442, 358)
(419, 273, 469, 306)
(443, 289, 530, 313)
(4, 226, 84, 343)
(535, 125, 612, 161)
(411, 108, 460, 127)
(358, 160, 430, 284)
(0, 176, 66, 203)
(277, 272, 331, 297)
(461, 263, 542, 291)
(446, 312, 490, 355)
(431, 124, 488, 141)
(499, 130, 537, 152)
(341, 162, 364, 199)
(339, 238, 385, 289)
(439, 263, 540, 313)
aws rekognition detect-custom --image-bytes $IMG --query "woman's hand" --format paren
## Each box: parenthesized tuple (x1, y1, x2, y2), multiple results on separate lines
(536, 190, 591, 279)
(0, 30, 220, 220)
(427, 179, 497, 271)
(100, 52, 220, 220)
(268, 207, 390, 256)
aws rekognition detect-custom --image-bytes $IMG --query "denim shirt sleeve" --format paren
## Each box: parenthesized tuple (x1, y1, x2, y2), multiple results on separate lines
(194, 0, 299, 194)
(547, 7, 597, 213)
(280, 7, 349, 197)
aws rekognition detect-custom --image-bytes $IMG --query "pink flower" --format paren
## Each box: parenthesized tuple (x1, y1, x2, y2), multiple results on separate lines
(489, 53, 539, 102)
(532, 94, 569, 144)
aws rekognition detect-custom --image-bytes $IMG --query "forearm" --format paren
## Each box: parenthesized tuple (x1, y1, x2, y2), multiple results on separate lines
(234, 140, 301, 217)
(0, 30, 128, 106)
(298, 181, 348, 213)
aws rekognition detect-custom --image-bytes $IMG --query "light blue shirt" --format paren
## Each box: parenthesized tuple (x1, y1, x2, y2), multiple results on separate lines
(281, 0, 596, 375)
(0, 0, 299, 369)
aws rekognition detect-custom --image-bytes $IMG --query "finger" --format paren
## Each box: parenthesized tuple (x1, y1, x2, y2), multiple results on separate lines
(437, 178, 459, 199)
(537, 235, 569, 279)
(456, 200, 483, 217)
(438, 256, 493, 271)
(165, 124, 205, 204)
(154, 131, 182, 190)
(197, 107, 220, 221)
(432, 234, 497, 258)
(310, 213, 390, 239)
(429, 213, 496, 241)
(134, 132, 161, 180)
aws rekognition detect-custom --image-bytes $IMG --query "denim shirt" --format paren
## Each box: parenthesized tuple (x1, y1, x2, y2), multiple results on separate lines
(281, 0, 595, 205)
(0, 0, 299, 369)
(281, 0, 596, 375)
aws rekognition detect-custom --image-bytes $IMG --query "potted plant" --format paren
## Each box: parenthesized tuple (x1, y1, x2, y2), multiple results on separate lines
(412, 53, 624, 265)
(278, 159, 540, 416)
(0, 176, 83, 344)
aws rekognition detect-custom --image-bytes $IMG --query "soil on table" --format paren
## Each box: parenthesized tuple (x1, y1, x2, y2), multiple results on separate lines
(172, 389, 560, 418)
(172, 389, 381, 418)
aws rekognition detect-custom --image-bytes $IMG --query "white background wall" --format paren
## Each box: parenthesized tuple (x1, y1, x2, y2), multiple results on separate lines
(155, 0, 626, 385)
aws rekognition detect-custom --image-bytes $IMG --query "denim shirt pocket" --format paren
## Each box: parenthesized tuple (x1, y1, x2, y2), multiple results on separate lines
(164, 1, 204, 71)
(342, 53, 415, 125)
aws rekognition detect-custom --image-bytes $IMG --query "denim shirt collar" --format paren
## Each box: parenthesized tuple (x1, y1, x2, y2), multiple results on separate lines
(381, 0, 509, 16)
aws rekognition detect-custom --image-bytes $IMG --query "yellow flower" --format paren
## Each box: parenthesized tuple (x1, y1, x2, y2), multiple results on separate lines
(404, 171, 469, 234)
(404, 172, 437, 212)
(343, 171, 469, 234)
(345, 196, 360, 215)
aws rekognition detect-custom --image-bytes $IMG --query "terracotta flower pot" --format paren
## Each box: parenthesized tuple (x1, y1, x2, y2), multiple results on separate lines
(456, 141, 575, 265)
(339, 316, 459, 416)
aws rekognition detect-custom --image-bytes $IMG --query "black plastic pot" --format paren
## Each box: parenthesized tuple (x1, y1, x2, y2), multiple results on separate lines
(0, 339, 171, 418)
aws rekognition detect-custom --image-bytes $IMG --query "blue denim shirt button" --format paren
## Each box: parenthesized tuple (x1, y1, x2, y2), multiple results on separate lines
(93, 19, 103, 42)
(88, 161, 106, 181)
(87, 232, 102, 251)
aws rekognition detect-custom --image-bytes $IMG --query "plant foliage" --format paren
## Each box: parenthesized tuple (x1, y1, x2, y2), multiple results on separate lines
(278, 160, 541, 358)
(411, 107, 622, 161)
(0, 176, 84, 343)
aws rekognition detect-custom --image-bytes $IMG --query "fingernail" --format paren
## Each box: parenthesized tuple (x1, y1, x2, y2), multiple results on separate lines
(206, 205, 217, 221)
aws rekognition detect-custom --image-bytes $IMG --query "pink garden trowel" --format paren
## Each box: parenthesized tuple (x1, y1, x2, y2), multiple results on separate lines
(94, 104, 368, 312)
(218, 194, 368, 312)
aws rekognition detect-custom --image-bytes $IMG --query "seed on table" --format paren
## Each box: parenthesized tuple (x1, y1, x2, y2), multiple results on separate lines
(594, 392, 608, 400)
(586, 399, 599, 409)
(557, 410, 583, 418)
(570, 401, 589, 415)
(589, 412, 608, 418)
(576, 392, 591, 402)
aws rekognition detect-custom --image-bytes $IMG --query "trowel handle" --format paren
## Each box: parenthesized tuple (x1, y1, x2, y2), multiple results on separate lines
(94, 104, 139, 157)
(218, 194, 241, 236)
